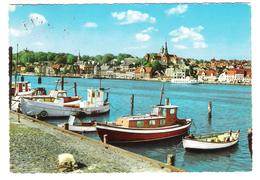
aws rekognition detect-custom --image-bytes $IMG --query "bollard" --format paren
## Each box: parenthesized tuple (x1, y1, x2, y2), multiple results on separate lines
(38, 76, 42, 84)
(167, 154, 175, 166)
(21, 75, 24, 82)
(64, 123, 69, 130)
(17, 111, 20, 123)
(208, 101, 212, 119)
(248, 128, 252, 157)
(103, 134, 108, 144)
(165, 97, 170, 105)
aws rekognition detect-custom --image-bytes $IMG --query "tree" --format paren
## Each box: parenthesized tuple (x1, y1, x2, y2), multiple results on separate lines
(54, 54, 67, 64)
(117, 53, 133, 61)
(102, 53, 114, 64)
(67, 54, 76, 64)
(95, 55, 103, 64)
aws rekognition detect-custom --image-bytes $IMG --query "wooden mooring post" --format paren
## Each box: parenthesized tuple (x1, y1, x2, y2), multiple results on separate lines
(103, 134, 108, 144)
(248, 128, 252, 157)
(167, 154, 175, 166)
(9, 46, 13, 110)
(38, 76, 42, 84)
(208, 101, 212, 119)
(130, 94, 134, 116)
(61, 76, 64, 90)
(74, 82, 77, 96)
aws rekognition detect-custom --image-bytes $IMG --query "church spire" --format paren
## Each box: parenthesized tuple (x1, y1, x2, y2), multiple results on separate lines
(164, 41, 168, 55)
(77, 51, 80, 62)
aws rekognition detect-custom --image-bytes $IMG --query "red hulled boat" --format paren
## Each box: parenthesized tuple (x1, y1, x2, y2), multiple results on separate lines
(96, 104, 192, 143)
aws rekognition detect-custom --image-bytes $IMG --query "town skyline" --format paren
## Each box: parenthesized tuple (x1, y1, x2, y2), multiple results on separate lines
(9, 3, 251, 60)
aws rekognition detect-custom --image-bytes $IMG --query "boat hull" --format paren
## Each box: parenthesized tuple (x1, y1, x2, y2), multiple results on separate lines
(183, 138, 239, 150)
(96, 120, 191, 143)
(58, 124, 96, 132)
(20, 98, 110, 118)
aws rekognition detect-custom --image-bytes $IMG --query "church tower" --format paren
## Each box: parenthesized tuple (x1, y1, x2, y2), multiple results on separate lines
(77, 51, 81, 63)
(164, 41, 168, 55)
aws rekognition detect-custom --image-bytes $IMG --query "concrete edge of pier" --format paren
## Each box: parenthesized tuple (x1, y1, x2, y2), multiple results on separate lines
(9, 111, 185, 173)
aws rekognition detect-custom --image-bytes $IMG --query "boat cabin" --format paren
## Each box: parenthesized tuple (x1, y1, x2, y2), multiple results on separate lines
(87, 88, 107, 105)
(12, 81, 31, 95)
(115, 105, 179, 128)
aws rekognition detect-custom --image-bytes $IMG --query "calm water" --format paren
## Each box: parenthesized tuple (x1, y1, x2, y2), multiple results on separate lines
(14, 75, 252, 172)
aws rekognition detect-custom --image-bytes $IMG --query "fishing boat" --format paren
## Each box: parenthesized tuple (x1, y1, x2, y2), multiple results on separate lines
(96, 103, 192, 143)
(11, 81, 48, 111)
(182, 130, 240, 150)
(20, 88, 110, 118)
(58, 115, 96, 132)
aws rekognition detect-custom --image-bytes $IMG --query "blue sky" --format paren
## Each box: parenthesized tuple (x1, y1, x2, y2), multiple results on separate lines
(9, 3, 251, 60)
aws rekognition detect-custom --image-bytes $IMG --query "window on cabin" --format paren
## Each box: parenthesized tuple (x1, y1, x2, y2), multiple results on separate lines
(162, 109, 166, 117)
(160, 119, 166, 126)
(136, 121, 144, 128)
(170, 108, 176, 115)
(149, 120, 156, 126)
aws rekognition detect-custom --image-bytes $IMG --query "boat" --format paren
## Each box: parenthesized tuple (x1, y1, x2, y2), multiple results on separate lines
(20, 88, 110, 118)
(58, 115, 96, 132)
(11, 81, 48, 111)
(171, 76, 199, 84)
(96, 103, 192, 143)
(182, 130, 240, 150)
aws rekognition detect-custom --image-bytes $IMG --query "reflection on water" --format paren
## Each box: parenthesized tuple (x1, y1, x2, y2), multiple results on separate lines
(15, 75, 252, 172)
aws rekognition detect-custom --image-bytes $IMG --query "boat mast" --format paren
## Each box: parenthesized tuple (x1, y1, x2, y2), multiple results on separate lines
(159, 84, 164, 105)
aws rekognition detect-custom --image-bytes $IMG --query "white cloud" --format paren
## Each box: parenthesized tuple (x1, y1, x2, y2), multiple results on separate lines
(166, 5, 188, 15)
(112, 10, 156, 25)
(9, 27, 31, 37)
(193, 41, 208, 48)
(29, 13, 47, 26)
(174, 44, 187, 49)
(84, 22, 98, 28)
(141, 27, 158, 33)
(9, 5, 16, 12)
(169, 25, 207, 49)
(135, 33, 151, 42)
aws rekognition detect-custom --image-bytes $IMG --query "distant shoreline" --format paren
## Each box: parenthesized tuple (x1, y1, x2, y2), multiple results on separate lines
(13, 73, 251, 86)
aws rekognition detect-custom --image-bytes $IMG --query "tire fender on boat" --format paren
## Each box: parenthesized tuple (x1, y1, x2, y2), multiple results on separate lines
(39, 110, 48, 118)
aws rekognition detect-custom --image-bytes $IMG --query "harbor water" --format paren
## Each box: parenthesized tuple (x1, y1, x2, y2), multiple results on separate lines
(13, 75, 252, 172)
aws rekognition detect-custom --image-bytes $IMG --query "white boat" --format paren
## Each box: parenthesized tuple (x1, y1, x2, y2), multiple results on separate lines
(171, 76, 199, 84)
(20, 88, 110, 118)
(58, 115, 96, 132)
(20, 98, 82, 117)
(182, 130, 240, 150)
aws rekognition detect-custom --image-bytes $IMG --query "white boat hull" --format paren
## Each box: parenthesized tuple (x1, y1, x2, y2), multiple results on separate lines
(20, 98, 110, 117)
(57, 124, 96, 132)
(20, 98, 81, 117)
(183, 138, 239, 150)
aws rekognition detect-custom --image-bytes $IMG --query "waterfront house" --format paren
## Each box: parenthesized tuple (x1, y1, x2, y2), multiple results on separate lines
(198, 69, 217, 82)
(218, 72, 228, 83)
(226, 69, 244, 83)
(244, 69, 252, 84)
(135, 66, 153, 79)
(120, 57, 137, 71)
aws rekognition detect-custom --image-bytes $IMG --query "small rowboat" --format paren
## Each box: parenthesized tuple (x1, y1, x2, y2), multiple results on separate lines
(58, 115, 96, 133)
(183, 130, 240, 150)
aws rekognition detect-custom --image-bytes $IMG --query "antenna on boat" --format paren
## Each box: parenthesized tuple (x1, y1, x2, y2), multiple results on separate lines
(159, 84, 164, 105)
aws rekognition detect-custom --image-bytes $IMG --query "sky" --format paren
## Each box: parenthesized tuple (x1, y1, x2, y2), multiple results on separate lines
(8, 3, 251, 60)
